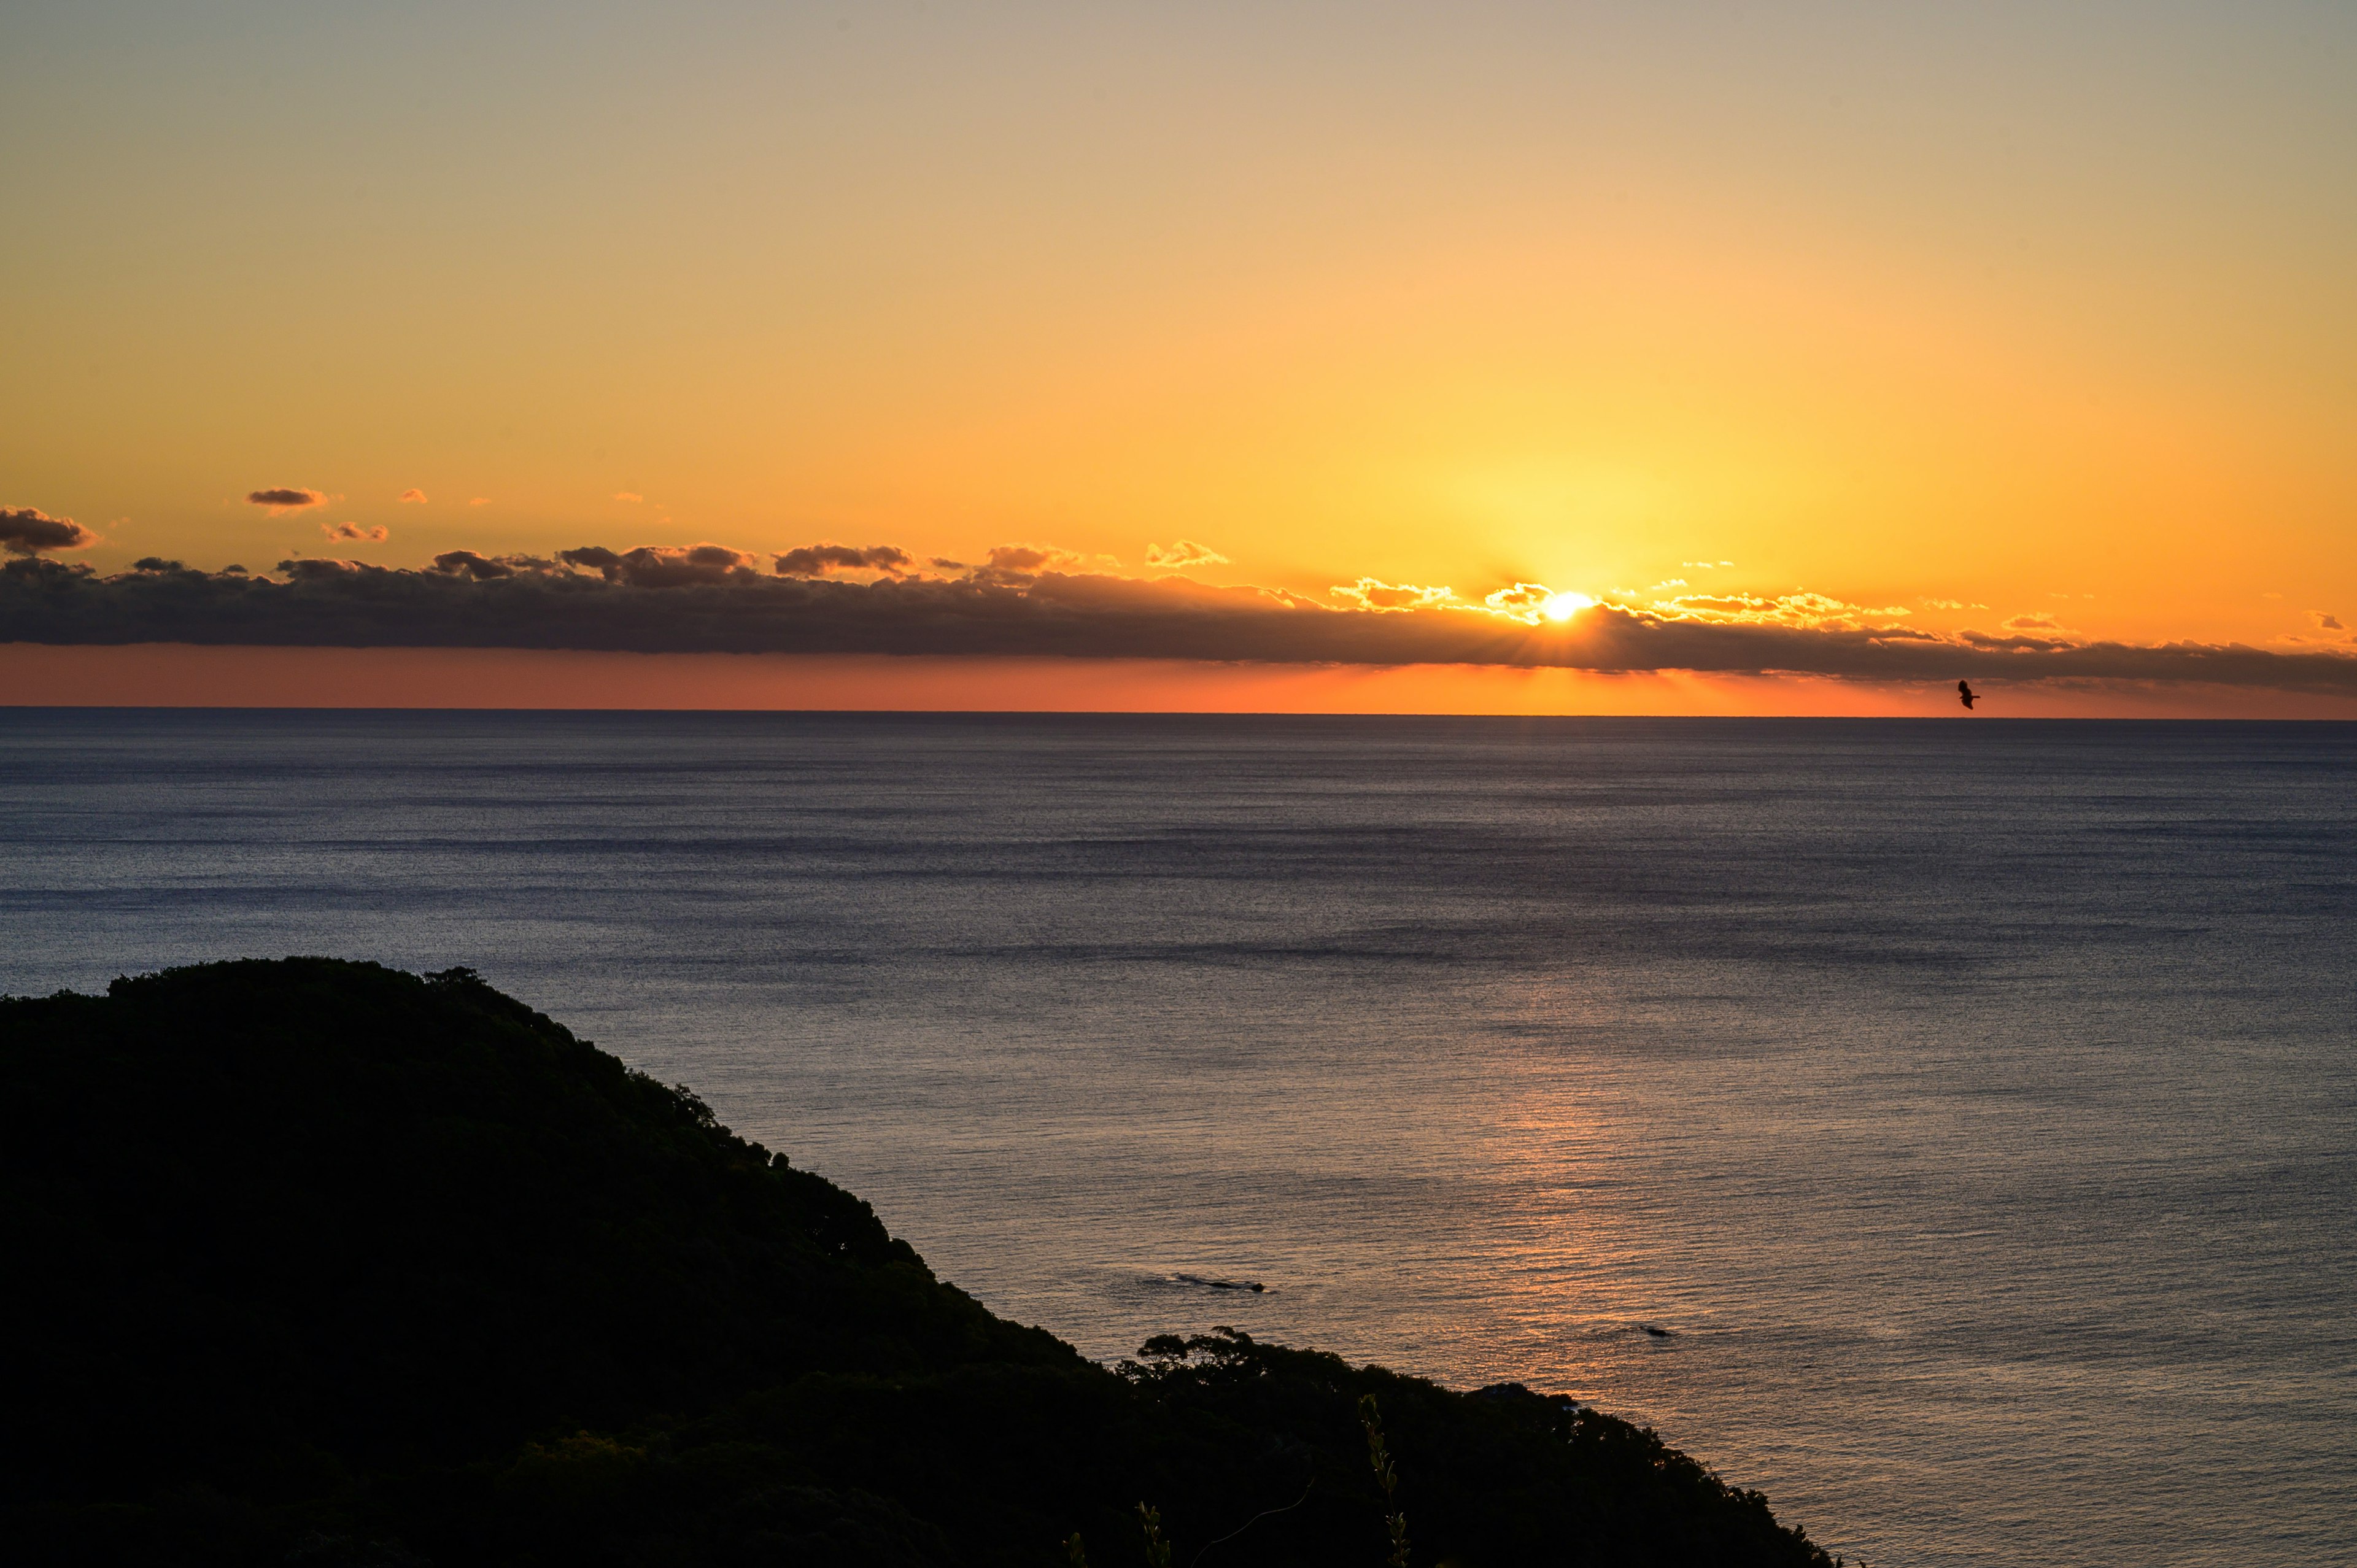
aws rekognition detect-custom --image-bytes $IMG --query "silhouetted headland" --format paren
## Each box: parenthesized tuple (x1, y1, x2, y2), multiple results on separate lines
(2, 959, 1843, 1566)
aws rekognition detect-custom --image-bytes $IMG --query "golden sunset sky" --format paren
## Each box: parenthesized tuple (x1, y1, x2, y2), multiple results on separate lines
(4, 2, 2353, 709)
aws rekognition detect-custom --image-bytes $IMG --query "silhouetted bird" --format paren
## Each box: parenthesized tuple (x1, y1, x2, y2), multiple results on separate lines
(1958, 681, 1980, 709)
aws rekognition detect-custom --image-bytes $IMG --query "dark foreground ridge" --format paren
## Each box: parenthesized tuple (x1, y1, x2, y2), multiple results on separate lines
(2, 960, 1840, 1567)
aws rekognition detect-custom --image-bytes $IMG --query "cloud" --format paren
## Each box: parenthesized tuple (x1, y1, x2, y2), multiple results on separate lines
(397, 489, 429, 504)
(7, 544, 2357, 696)
(773, 543, 913, 578)
(2004, 613, 2062, 631)
(323, 522, 390, 542)
(555, 543, 759, 587)
(961, 543, 1118, 585)
(428, 550, 522, 581)
(1145, 539, 1229, 569)
(468, 497, 490, 506)
(247, 487, 328, 512)
(1635, 588, 1913, 633)
(2314, 612, 2345, 631)
(1483, 583, 1555, 620)
(1, 505, 100, 557)
(614, 492, 643, 503)
(1333, 577, 1459, 611)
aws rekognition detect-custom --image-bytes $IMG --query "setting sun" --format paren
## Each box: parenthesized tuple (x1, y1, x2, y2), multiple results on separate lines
(1541, 592, 1595, 623)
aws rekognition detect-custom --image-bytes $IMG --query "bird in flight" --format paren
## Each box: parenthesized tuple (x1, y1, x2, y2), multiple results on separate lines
(1958, 680, 1980, 710)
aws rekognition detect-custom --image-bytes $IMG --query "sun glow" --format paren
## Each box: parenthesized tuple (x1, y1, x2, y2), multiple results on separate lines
(1541, 592, 1595, 622)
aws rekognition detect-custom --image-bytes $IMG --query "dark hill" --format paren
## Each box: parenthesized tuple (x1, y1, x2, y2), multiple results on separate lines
(2, 960, 1840, 1567)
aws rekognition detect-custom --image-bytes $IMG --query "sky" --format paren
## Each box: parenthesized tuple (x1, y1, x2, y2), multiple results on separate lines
(5, 1, 2354, 711)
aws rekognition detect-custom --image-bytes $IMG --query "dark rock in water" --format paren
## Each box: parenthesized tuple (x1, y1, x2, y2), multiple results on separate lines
(1177, 1272, 1268, 1293)
(1639, 1323, 1678, 1338)
(1, 959, 1836, 1568)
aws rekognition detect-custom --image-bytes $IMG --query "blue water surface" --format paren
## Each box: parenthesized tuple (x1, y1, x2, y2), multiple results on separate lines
(4, 711, 2350, 1567)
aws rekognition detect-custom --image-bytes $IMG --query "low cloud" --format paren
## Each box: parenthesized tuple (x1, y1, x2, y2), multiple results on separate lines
(1, 505, 100, 557)
(554, 543, 759, 587)
(1145, 539, 1229, 569)
(1333, 578, 1458, 611)
(428, 549, 527, 581)
(2004, 613, 2063, 632)
(1484, 584, 1554, 619)
(773, 543, 912, 578)
(2313, 612, 2345, 631)
(323, 522, 390, 542)
(5, 543, 2356, 696)
(397, 489, 429, 504)
(1641, 589, 1912, 632)
(950, 543, 1123, 586)
(247, 487, 328, 512)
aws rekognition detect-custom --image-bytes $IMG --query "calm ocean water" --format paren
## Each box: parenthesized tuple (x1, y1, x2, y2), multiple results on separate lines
(3, 710, 2350, 1565)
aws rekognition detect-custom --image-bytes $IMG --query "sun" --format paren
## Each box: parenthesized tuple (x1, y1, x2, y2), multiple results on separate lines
(1541, 592, 1595, 622)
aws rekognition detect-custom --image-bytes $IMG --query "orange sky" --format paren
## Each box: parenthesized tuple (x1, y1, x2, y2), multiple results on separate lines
(4, 4, 2353, 711)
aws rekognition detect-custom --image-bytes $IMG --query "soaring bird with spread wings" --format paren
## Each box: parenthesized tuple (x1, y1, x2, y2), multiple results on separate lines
(1958, 681, 1980, 710)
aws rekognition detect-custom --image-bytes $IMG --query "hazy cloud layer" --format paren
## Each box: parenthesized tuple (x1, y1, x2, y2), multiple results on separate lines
(1, 506, 99, 557)
(6, 541, 2356, 693)
(324, 522, 390, 541)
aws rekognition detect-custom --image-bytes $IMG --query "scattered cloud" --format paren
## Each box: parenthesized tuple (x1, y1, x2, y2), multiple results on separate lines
(2004, 613, 2062, 631)
(1920, 598, 1988, 611)
(555, 543, 761, 587)
(981, 544, 1069, 573)
(277, 557, 365, 580)
(247, 487, 328, 512)
(397, 489, 429, 504)
(970, 544, 1101, 585)
(322, 522, 390, 542)
(614, 492, 644, 503)
(7, 543, 2357, 695)
(2313, 612, 2345, 631)
(427, 550, 528, 581)
(1332, 577, 1458, 611)
(0, 505, 99, 557)
(1145, 539, 1229, 569)
(1639, 589, 1914, 633)
(468, 497, 490, 506)
(1483, 582, 1558, 621)
(773, 543, 912, 578)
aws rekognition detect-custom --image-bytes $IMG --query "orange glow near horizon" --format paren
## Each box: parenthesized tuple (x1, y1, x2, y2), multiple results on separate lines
(8, 644, 2355, 720)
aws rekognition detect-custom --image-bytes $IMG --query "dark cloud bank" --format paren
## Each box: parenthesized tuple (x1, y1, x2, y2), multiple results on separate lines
(4, 548, 2354, 693)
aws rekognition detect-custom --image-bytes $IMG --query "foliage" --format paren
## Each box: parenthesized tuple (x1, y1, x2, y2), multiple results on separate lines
(1, 959, 1840, 1567)
(1360, 1395, 1411, 1567)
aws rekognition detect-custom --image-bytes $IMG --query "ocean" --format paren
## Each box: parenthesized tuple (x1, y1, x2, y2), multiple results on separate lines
(2, 709, 2350, 1566)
